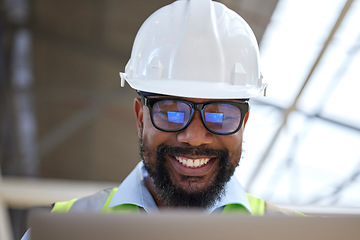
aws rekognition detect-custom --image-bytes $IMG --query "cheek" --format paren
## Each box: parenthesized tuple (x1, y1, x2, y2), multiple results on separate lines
(141, 113, 157, 145)
(219, 128, 244, 160)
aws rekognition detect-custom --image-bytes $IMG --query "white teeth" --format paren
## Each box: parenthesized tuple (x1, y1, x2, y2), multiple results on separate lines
(194, 159, 200, 167)
(175, 156, 211, 168)
(187, 160, 194, 168)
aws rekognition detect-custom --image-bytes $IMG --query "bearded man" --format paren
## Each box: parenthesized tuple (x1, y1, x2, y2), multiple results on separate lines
(49, 0, 300, 215)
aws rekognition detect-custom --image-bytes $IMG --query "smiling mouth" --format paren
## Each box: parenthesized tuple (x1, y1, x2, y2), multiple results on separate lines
(175, 156, 211, 168)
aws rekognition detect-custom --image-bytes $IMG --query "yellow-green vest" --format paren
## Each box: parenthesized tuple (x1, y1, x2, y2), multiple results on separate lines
(51, 187, 303, 216)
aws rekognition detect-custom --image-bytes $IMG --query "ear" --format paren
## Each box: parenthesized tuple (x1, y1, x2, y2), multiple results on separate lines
(134, 98, 143, 138)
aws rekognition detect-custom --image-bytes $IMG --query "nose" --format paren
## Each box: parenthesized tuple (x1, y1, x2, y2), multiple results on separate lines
(176, 111, 213, 146)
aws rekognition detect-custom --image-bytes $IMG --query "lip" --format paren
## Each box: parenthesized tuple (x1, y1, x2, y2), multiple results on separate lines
(168, 155, 217, 177)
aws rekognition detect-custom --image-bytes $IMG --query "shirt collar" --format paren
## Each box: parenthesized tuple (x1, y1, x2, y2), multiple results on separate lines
(109, 161, 158, 212)
(109, 161, 251, 213)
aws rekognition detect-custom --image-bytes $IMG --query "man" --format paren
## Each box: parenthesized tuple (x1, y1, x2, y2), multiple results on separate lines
(22, 1, 301, 237)
(49, 0, 301, 214)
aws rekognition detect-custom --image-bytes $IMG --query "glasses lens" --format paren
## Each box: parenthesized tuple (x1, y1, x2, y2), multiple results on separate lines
(151, 99, 191, 131)
(204, 103, 242, 134)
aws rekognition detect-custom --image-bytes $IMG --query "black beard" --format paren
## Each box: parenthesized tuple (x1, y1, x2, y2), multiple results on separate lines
(140, 140, 238, 209)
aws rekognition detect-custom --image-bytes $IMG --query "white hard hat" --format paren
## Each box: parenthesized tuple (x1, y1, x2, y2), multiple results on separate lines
(120, 0, 266, 99)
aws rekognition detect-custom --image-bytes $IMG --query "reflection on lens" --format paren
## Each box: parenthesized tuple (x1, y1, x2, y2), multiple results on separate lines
(204, 103, 241, 134)
(205, 112, 224, 123)
(167, 112, 185, 123)
(152, 100, 191, 131)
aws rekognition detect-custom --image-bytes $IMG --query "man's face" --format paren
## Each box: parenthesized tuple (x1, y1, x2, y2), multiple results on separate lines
(134, 96, 249, 208)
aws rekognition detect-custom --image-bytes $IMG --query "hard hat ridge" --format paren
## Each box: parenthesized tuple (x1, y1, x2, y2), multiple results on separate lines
(171, 0, 225, 84)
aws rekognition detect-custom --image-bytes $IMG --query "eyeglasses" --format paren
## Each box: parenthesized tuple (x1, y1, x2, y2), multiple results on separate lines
(142, 96, 249, 135)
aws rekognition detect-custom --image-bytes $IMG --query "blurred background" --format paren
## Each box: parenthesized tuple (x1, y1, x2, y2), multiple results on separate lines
(1, 0, 359, 239)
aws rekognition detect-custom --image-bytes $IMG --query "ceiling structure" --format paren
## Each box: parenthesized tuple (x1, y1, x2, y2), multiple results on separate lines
(240, 0, 360, 210)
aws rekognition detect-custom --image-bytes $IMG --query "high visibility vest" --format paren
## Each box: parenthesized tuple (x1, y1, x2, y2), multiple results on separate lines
(52, 187, 303, 216)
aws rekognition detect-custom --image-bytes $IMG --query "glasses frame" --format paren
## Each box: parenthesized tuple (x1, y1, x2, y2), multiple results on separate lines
(142, 96, 249, 135)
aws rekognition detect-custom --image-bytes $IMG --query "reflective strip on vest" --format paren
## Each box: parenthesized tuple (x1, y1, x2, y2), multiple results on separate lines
(246, 193, 265, 215)
(51, 198, 78, 213)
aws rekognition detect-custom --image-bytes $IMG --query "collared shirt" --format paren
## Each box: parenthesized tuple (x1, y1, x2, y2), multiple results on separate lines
(109, 161, 252, 213)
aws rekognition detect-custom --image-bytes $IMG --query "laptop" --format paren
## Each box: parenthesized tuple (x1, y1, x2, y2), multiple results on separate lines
(29, 210, 360, 240)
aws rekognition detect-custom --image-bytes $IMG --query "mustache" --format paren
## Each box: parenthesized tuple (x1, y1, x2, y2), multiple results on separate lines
(157, 145, 228, 159)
